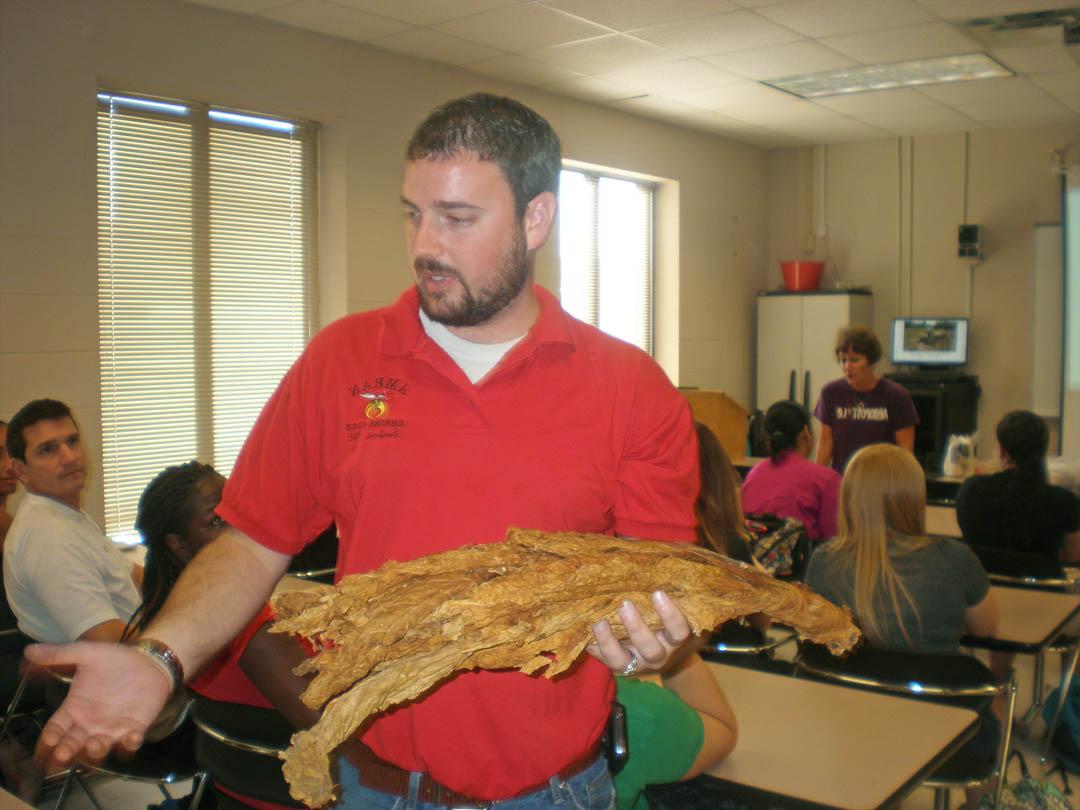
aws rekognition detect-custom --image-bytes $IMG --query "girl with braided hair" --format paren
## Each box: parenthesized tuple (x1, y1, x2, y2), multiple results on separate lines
(956, 411, 1080, 563)
(126, 462, 318, 810)
(742, 400, 841, 542)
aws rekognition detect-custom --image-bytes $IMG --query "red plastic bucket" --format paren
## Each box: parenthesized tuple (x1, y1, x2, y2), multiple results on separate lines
(780, 260, 824, 291)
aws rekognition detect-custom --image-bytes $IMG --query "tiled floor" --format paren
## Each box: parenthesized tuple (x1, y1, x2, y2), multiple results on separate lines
(28, 648, 1080, 809)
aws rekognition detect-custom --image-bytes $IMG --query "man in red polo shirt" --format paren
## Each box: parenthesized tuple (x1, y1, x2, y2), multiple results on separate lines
(29, 94, 699, 809)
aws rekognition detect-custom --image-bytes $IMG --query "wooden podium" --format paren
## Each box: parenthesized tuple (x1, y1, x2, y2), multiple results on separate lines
(679, 389, 749, 460)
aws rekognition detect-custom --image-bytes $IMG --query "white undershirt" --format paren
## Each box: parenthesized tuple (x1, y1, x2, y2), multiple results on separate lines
(419, 309, 526, 384)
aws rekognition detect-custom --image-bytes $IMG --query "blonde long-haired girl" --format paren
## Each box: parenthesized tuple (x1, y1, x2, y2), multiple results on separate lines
(805, 444, 1002, 810)
(805, 444, 998, 651)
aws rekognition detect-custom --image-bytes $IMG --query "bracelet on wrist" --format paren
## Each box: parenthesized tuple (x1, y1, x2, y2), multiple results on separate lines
(129, 638, 185, 693)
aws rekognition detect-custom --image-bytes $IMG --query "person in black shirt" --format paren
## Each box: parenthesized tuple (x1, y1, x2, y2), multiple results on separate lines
(956, 410, 1080, 562)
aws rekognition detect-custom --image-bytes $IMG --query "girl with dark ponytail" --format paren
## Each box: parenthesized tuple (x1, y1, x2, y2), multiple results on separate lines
(957, 411, 1080, 562)
(742, 400, 842, 541)
(123, 461, 224, 641)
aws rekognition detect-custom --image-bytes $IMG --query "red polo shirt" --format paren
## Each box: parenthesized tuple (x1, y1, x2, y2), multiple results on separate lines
(217, 284, 698, 800)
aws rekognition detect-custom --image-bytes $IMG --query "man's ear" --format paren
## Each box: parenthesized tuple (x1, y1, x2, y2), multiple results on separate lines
(11, 458, 28, 486)
(522, 191, 557, 252)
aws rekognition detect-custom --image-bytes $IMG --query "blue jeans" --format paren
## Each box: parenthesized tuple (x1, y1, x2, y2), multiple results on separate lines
(333, 755, 615, 810)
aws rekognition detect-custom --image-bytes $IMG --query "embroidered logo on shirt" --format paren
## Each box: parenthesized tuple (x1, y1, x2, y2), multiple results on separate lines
(344, 377, 409, 442)
(361, 393, 389, 419)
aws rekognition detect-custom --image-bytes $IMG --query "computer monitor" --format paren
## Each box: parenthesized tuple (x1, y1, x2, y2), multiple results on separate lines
(890, 318, 969, 368)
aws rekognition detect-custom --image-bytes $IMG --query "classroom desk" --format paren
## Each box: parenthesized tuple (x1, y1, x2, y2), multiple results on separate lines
(926, 504, 961, 538)
(0, 788, 32, 810)
(963, 585, 1080, 755)
(673, 663, 979, 810)
(963, 586, 1080, 654)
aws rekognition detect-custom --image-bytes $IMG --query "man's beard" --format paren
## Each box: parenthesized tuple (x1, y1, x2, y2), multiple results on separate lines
(415, 227, 530, 328)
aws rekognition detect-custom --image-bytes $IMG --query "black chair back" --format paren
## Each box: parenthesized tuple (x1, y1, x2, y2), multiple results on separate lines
(969, 545, 1070, 590)
(191, 694, 304, 807)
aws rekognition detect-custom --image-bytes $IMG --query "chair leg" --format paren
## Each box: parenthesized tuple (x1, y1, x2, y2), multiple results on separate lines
(933, 786, 950, 810)
(75, 772, 105, 810)
(188, 771, 210, 810)
(52, 768, 77, 810)
(0, 671, 30, 744)
(1020, 650, 1046, 734)
(1042, 640, 1080, 763)
(992, 674, 1019, 810)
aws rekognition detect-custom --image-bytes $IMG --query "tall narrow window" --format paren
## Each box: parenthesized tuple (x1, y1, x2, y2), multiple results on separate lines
(97, 92, 317, 542)
(558, 168, 654, 354)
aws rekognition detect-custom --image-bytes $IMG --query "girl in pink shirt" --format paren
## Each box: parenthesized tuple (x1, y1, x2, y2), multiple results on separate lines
(742, 401, 841, 541)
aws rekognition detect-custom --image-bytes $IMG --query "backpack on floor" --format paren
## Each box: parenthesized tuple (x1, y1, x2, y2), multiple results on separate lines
(1043, 675, 1080, 774)
(979, 750, 1070, 809)
(743, 513, 809, 580)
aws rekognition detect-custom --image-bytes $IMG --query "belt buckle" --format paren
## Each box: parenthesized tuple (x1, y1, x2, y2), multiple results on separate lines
(450, 806, 491, 810)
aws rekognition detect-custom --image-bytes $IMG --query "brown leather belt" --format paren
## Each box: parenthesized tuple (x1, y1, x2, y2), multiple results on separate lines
(344, 741, 602, 808)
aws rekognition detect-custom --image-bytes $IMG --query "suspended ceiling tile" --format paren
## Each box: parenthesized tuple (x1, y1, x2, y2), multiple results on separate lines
(991, 45, 1080, 76)
(433, 4, 609, 52)
(463, 53, 583, 85)
(369, 28, 504, 64)
(592, 58, 743, 94)
(721, 100, 842, 125)
(183, 0, 295, 12)
(1058, 93, 1080, 114)
(854, 105, 976, 133)
(526, 33, 673, 75)
(632, 10, 804, 57)
(782, 116, 889, 141)
(755, 0, 935, 39)
(671, 79, 796, 109)
(814, 87, 942, 114)
(917, 76, 1044, 105)
(821, 21, 983, 64)
(258, 1, 411, 41)
(954, 94, 1072, 122)
(539, 0, 737, 32)
(327, 0, 527, 26)
(1031, 71, 1080, 98)
(542, 75, 634, 102)
(704, 39, 856, 79)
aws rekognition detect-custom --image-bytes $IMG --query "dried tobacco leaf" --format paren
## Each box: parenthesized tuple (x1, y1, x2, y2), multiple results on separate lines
(272, 528, 861, 807)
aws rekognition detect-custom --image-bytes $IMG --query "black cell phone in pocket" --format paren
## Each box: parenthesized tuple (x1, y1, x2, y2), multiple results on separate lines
(602, 701, 629, 775)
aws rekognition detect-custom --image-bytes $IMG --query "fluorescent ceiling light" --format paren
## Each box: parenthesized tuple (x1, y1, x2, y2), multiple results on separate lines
(764, 53, 1012, 98)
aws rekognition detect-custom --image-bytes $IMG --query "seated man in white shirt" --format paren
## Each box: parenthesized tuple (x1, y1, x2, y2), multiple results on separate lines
(4, 399, 142, 643)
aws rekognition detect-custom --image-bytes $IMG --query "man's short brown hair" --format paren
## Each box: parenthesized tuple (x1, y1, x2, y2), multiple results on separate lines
(834, 325, 882, 365)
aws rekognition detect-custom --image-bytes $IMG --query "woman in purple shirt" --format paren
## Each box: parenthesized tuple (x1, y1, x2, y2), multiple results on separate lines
(743, 401, 841, 541)
(813, 325, 918, 473)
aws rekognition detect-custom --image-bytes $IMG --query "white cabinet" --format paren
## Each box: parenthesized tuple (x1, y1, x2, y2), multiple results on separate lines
(756, 290, 873, 413)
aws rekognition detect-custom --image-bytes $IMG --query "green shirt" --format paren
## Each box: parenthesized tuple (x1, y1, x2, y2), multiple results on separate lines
(614, 677, 705, 810)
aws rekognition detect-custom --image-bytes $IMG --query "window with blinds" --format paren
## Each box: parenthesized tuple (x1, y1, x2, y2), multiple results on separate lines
(97, 92, 317, 543)
(558, 168, 654, 354)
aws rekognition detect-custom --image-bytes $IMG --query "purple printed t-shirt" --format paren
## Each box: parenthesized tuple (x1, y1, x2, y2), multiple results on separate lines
(813, 376, 919, 473)
(742, 450, 841, 541)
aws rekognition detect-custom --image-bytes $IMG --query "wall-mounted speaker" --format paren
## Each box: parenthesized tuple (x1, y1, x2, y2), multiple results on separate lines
(958, 224, 982, 260)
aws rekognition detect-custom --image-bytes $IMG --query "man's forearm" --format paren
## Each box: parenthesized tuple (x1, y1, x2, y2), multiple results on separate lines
(141, 528, 292, 680)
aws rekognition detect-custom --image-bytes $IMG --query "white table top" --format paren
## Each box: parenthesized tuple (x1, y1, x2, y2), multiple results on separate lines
(976, 585, 1080, 649)
(706, 662, 977, 810)
(926, 504, 961, 538)
(0, 788, 33, 809)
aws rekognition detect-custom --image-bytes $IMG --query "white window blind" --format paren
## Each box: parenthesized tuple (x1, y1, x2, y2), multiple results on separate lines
(558, 168, 654, 354)
(97, 92, 317, 542)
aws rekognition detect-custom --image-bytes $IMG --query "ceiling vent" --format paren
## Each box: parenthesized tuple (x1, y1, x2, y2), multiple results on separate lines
(961, 8, 1080, 48)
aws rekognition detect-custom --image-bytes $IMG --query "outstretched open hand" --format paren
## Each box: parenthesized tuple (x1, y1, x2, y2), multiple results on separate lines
(25, 642, 172, 773)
